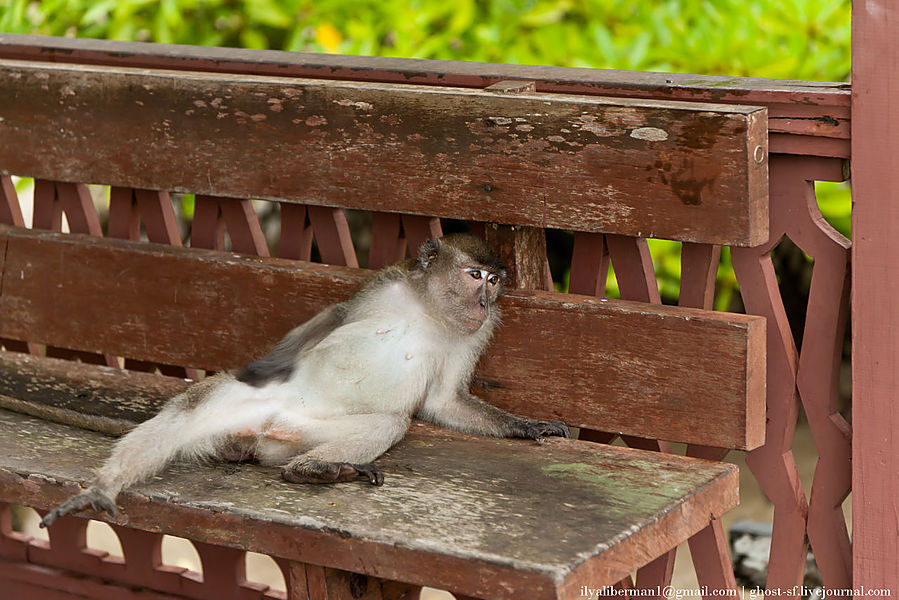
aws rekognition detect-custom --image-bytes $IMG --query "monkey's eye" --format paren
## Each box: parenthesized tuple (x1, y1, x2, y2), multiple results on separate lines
(464, 268, 486, 281)
(487, 274, 499, 286)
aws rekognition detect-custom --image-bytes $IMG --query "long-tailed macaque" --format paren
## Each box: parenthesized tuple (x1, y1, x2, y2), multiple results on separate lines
(40, 234, 569, 527)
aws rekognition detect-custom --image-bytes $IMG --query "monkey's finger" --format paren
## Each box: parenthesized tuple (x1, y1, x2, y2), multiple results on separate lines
(90, 494, 120, 518)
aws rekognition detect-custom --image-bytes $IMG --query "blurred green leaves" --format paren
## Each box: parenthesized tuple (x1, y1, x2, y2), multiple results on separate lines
(0, 0, 852, 304)
(0, 0, 851, 81)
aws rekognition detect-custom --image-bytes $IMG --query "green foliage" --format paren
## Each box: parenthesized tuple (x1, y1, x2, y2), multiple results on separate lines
(0, 0, 852, 304)
(1, 0, 852, 81)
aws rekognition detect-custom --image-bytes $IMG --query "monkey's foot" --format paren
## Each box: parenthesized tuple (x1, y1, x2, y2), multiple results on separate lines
(39, 487, 118, 528)
(282, 458, 385, 486)
(521, 419, 571, 444)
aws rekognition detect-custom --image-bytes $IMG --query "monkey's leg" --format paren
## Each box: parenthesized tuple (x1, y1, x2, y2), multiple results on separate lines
(40, 408, 202, 527)
(281, 413, 410, 486)
(41, 378, 237, 527)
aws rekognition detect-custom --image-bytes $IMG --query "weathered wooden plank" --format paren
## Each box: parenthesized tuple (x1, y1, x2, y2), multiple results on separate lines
(0, 226, 765, 449)
(0, 33, 848, 154)
(0, 352, 185, 434)
(0, 407, 739, 600)
(0, 180, 34, 354)
(483, 224, 551, 290)
(0, 59, 768, 245)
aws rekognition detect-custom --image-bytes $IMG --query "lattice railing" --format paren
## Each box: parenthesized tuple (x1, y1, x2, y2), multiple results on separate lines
(0, 33, 856, 599)
(0, 157, 851, 597)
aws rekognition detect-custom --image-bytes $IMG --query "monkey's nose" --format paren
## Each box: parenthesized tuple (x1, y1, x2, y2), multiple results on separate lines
(479, 297, 487, 308)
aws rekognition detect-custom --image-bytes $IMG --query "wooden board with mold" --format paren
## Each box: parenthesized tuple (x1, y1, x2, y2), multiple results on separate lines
(0, 58, 766, 246)
(0, 401, 738, 600)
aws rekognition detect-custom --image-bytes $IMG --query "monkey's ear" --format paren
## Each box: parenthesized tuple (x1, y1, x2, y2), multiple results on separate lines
(418, 238, 441, 270)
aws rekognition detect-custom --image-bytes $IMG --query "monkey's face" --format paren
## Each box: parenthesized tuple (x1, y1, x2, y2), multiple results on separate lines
(449, 263, 504, 333)
(417, 234, 506, 335)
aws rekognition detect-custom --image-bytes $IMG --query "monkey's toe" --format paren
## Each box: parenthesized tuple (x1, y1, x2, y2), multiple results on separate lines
(283, 458, 383, 485)
(40, 488, 118, 528)
(351, 463, 385, 486)
(522, 419, 571, 443)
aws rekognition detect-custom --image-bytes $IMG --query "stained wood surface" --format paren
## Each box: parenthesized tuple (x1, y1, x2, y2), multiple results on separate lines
(0, 352, 186, 434)
(0, 58, 767, 245)
(0, 33, 848, 158)
(0, 406, 738, 600)
(0, 226, 765, 449)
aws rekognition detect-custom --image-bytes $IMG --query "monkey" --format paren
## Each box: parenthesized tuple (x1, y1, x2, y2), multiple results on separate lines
(39, 234, 569, 528)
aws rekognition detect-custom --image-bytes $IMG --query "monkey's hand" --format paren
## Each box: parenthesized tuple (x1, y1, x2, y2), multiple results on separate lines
(39, 487, 118, 528)
(519, 420, 571, 444)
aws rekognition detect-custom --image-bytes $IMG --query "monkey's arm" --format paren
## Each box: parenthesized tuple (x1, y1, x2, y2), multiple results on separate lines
(236, 303, 348, 386)
(417, 388, 570, 441)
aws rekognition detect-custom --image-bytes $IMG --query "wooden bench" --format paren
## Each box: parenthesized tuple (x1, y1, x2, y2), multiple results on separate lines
(0, 38, 767, 600)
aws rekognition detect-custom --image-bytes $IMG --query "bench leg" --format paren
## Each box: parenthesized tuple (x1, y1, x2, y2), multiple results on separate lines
(688, 518, 737, 595)
(289, 561, 419, 600)
(686, 447, 738, 597)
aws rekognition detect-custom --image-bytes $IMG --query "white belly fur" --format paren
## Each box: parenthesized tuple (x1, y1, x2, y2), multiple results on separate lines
(207, 282, 441, 462)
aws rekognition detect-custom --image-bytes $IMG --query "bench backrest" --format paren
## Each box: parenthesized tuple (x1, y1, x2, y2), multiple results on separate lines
(0, 44, 767, 451)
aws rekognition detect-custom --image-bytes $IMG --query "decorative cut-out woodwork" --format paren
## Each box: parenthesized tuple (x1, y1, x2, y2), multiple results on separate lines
(0, 35, 860, 600)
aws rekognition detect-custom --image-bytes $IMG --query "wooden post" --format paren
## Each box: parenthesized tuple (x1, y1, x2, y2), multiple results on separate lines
(483, 224, 550, 290)
(851, 0, 899, 592)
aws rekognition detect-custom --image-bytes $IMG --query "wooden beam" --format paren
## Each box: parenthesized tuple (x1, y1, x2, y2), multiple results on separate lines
(0, 226, 765, 449)
(850, 0, 899, 591)
(0, 33, 848, 156)
(0, 59, 767, 245)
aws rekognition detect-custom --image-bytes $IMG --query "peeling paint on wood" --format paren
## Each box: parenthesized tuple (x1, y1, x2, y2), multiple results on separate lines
(0, 59, 767, 245)
(0, 33, 849, 159)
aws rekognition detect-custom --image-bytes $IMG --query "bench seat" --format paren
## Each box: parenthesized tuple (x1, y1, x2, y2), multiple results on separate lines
(0, 352, 737, 600)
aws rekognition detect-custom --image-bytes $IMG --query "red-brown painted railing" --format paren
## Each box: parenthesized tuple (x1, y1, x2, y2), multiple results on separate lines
(0, 25, 885, 596)
(850, 0, 899, 592)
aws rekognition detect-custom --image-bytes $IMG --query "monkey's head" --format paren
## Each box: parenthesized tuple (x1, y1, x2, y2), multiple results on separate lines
(416, 234, 507, 335)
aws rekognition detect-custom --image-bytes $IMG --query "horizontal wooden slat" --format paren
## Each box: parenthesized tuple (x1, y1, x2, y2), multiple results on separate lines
(0, 226, 765, 449)
(0, 352, 187, 435)
(0, 407, 738, 599)
(0, 58, 767, 245)
(0, 33, 849, 157)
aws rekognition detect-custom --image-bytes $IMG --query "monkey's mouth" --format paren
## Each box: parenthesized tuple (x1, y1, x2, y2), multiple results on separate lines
(460, 315, 485, 330)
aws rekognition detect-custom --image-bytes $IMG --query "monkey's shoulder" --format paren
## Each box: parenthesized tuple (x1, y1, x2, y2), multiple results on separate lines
(347, 275, 425, 318)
